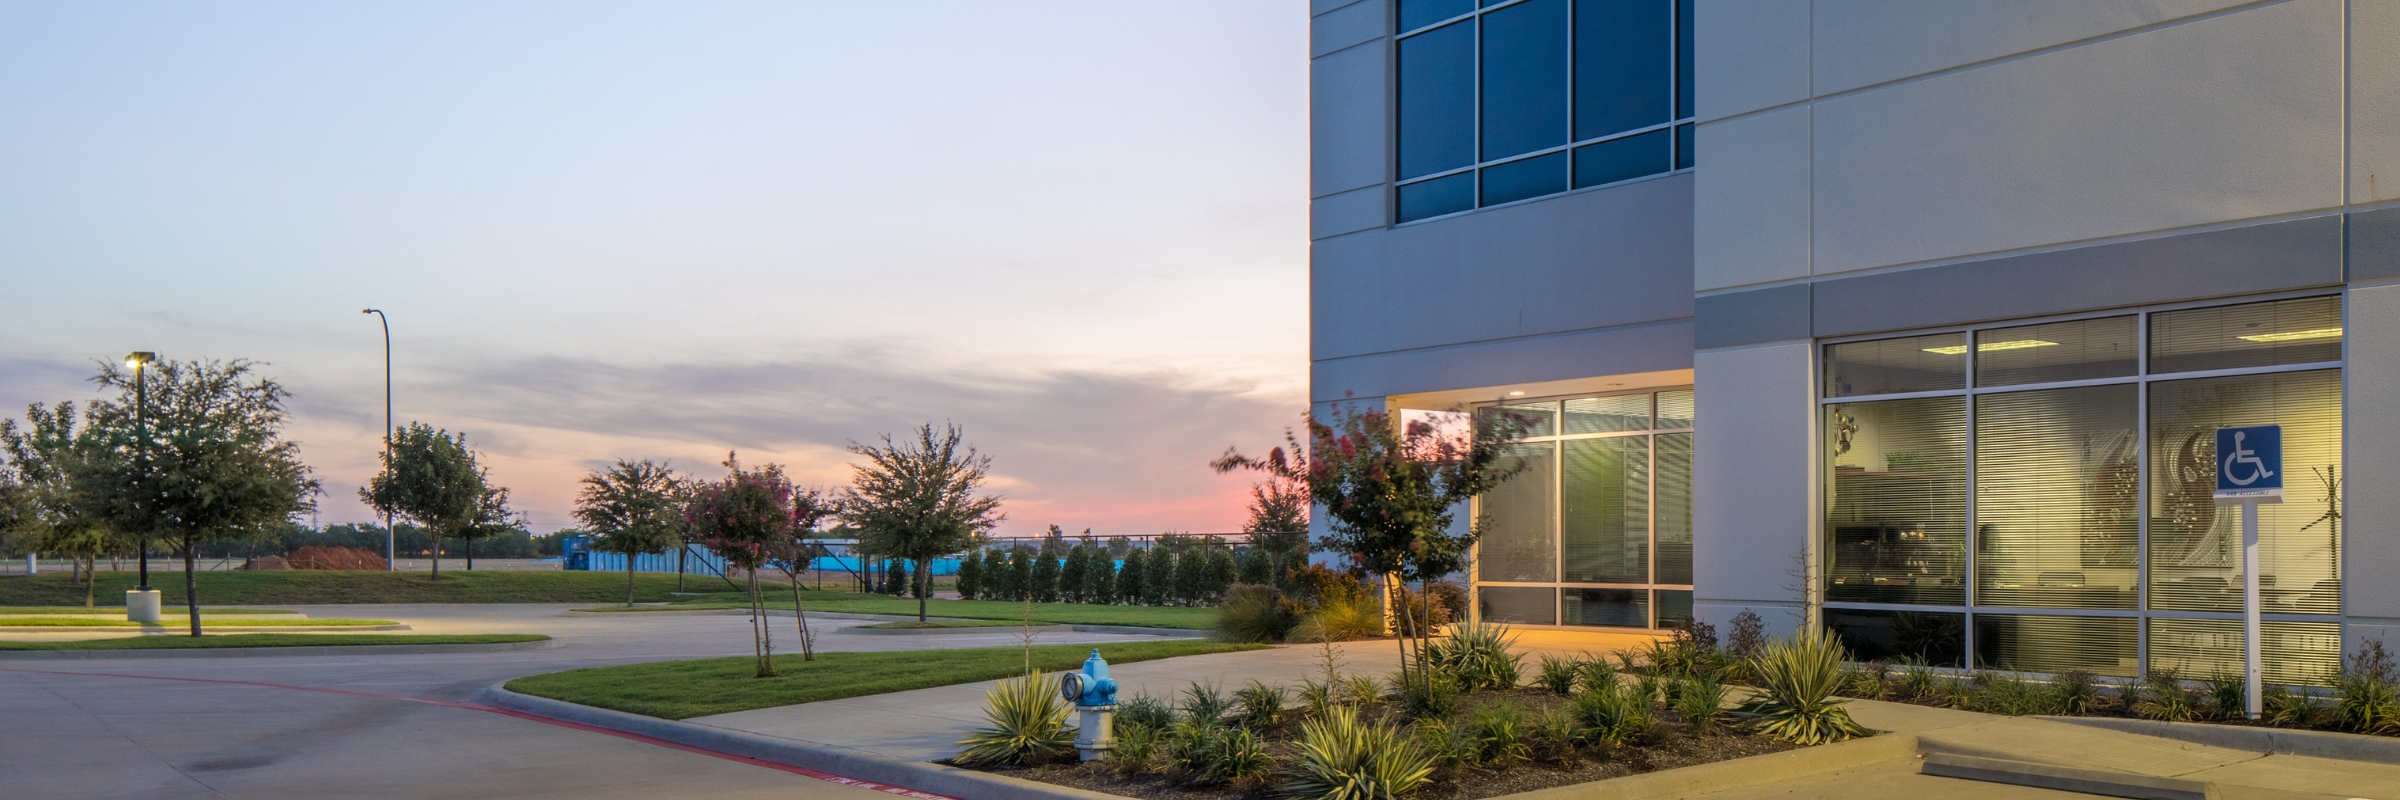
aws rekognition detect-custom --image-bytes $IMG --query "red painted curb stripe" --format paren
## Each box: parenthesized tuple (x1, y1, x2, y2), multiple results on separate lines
(0, 667, 959, 800)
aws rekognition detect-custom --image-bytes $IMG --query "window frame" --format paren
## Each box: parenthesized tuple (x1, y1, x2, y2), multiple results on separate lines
(1816, 289, 2347, 675)
(1391, 0, 1695, 225)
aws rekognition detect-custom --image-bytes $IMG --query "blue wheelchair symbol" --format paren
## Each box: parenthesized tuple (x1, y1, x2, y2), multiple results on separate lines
(2214, 426, 2283, 498)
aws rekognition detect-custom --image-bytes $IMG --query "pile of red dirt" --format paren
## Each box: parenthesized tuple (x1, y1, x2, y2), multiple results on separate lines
(285, 546, 390, 571)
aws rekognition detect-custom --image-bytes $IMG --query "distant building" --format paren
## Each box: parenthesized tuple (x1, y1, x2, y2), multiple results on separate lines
(1309, 0, 2397, 680)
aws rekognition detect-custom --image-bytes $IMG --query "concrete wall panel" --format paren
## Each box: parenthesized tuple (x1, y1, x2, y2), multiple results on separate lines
(1312, 320, 1694, 402)
(1811, 0, 2344, 275)
(1312, 40, 1387, 198)
(2345, 283, 2400, 648)
(1810, 0, 2249, 95)
(1311, 0, 1387, 58)
(1695, 105, 1811, 291)
(1692, 341, 1816, 636)
(1312, 185, 1385, 241)
(1312, 174, 1695, 361)
(2354, 0, 2400, 206)
(1694, 0, 1811, 121)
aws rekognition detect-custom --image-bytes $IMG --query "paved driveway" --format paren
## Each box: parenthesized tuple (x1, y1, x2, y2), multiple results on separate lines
(0, 603, 1166, 800)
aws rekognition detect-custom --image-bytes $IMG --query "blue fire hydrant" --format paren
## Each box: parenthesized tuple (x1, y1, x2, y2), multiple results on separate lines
(1057, 649, 1119, 761)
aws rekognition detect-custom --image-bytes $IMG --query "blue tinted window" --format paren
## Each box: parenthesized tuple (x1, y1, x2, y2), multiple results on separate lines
(1397, 172, 1476, 222)
(1674, 122, 1693, 169)
(1481, 151, 1569, 206)
(1398, 21, 1476, 180)
(1481, 0, 1571, 161)
(1676, 0, 1694, 119)
(1398, 0, 1473, 32)
(1574, 0, 1669, 140)
(1572, 129, 1669, 188)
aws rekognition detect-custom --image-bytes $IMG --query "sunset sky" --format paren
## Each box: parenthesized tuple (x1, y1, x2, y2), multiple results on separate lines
(0, 2, 1309, 536)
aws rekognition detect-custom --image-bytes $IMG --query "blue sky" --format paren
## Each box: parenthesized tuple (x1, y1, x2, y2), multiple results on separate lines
(0, 2, 1308, 535)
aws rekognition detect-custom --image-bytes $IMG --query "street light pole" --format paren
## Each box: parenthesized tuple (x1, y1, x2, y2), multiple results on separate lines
(124, 351, 160, 623)
(363, 309, 393, 570)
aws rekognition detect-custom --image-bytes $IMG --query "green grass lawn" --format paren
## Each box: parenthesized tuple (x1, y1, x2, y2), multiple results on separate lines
(854, 619, 1021, 629)
(0, 617, 397, 627)
(0, 606, 298, 615)
(0, 633, 550, 651)
(0, 570, 704, 606)
(505, 641, 1262, 719)
(571, 589, 1218, 630)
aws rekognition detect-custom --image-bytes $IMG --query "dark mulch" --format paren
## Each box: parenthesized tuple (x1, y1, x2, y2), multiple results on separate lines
(968, 686, 1810, 800)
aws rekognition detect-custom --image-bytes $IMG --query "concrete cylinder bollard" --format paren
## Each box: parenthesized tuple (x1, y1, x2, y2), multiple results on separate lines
(24, 554, 34, 576)
(126, 588, 162, 623)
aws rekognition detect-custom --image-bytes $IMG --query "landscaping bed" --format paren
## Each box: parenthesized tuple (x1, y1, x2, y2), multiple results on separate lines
(0, 570, 697, 605)
(0, 633, 549, 650)
(571, 589, 1217, 630)
(504, 641, 1263, 719)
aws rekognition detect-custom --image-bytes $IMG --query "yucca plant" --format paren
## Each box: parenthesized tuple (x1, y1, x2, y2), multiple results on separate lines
(1284, 707, 1436, 800)
(1235, 679, 1287, 727)
(2048, 669, 2100, 715)
(1672, 677, 1731, 735)
(1570, 681, 1655, 746)
(1429, 623, 1523, 691)
(1742, 633, 1870, 744)
(954, 672, 1074, 767)
(1184, 681, 1230, 725)
(1537, 654, 1580, 696)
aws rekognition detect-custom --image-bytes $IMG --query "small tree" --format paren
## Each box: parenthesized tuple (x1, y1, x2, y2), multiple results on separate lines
(684, 453, 798, 677)
(765, 486, 836, 661)
(1144, 546, 1174, 605)
(1008, 546, 1034, 601)
(85, 359, 318, 636)
(0, 403, 131, 607)
(984, 548, 1012, 600)
(1172, 546, 1207, 606)
(1236, 548, 1272, 585)
(1087, 545, 1117, 605)
(956, 548, 985, 600)
(1031, 538, 1062, 603)
(362, 423, 507, 580)
(1116, 548, 1147, 606)
(573, 459, 683, 607)
(1060, 544, 1091, 603)
(841, 424, 1005, 622)
(1215, 402, 1529, 702)
(1205, 547, 1237, 603)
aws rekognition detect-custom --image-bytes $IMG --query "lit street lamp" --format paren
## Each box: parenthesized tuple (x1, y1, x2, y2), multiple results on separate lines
(124, 351, 161, 623)
(363, 309, 393, 570)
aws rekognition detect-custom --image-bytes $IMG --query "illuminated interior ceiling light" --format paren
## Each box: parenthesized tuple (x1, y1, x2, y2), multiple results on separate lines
(2236, 327, 2343, 343)
(1507, 391, 1525, 396)
(1920, 339, 2059, 356)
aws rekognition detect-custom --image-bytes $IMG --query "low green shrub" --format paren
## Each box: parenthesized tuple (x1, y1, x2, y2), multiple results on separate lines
(1839, 660, 1888, 699)
(1390, 581, 1465, 638)
(1166, 722, 1274, 788)
(2048, 669, 2100, 716)
(1299, 678, 1337, 719)
(1113, 721, 1163, 775)
(1742, 633, 1869, 744)
(1963, 671, 2048, 717)
(1467, 700, 1532, 764)
(2264, 685, 2329, 728)
(1672, 676, 1731, 735)
(1394, 669, 1460, 720)
(1575, 657, 1619, 696)
(2334, 639, 2400, 734)
(2202, 673, 2247, 720)
(1214, 584, 1298, 644)
(1893, 656, 1941, 701)
(1234, 679, 1286, 727)
(1537, 654, 1580, 696)
(1183, 682, 1230, 726)
(1284, 706, 1436, 800)
(1340, 674, 1385, 708)
(1120, 693, 1175, 731)
(2133, 670, 2198, 722)
(954, 672, 1074, 767)
(1570, 681, 1655, 747)
(1528, 706, 1579, 764)
(1412, 718, 1476, 768)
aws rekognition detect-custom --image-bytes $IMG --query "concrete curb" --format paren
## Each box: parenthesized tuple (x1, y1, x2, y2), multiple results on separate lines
(1492, 732, 1920, 799)
(560, 608, 1210, 638)
(0, 624, 411, 633)
(1068, 624, 1211, 638)
(0, 637, 559, 660)
(476, 683, 1124, 800)
(842, 625, 1074, 636)
(2042, 715, 2400, 766)
(1920, 752, 2212, 800)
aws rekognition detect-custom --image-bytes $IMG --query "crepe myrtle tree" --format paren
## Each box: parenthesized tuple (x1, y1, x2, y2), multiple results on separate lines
(85, 359, 319, 636)
(1214, 400, 1530, 697)
(685, 453, 799, 677)
(573, 459, 683, 607)
(1, 402, 137, 607)
(764, 485, 836, 661)
(841, 423, 1004, 622)
(361, 423, 514, 580)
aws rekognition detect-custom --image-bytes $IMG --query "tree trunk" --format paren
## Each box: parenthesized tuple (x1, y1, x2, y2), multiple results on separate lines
(789, 571, 815, 661)
(748, 568, 777, 677)
(626, 555, 637, 607)
(430, 534, 441, 580)
(184, 542, 202, 637)
(465, 537, 474, 571)
(917, 559, 931, 622)
(676, 546, 687, 592)
(84, 556, 96, 608)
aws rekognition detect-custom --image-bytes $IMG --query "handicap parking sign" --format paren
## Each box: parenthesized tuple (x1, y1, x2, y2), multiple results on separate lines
(2214, 425, 2283, 503)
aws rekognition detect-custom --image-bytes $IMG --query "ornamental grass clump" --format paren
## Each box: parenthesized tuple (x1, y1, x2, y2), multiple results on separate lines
(1216, 584, 1298, 644)
(2202, 673, 2247, 720)
(1467, 700, 1533, 764)
(2048, 669, 2101, 716)
(1166, 722, 1274, 788)
(1893, 656, 1941, 701)
(1672, 676, 1732, 735)
(2334, 638, 2400, 734)
(1429, 623, 1522, 691)
(1741, 633, 1869, 744)
(2264, 685, 2329, 728)
(1536, 654, 1580, 696)
(2133, 669, 2199, 722)
(1575, 657, 1619, 696)
(954, 672, 1073, 767)
(1293, 594, 1385, 643)
(1113, 722, 1163, 775)
(1570, 681, 1655, 747)
(1283, 706, 1436, 800)
(1120, 693, 1175, 731)
(1963, 670, 2049, 717)
(1235, 679, 1287, 727)
(1184, 682, 1231, 725)
(1341, 674, 1386, 708)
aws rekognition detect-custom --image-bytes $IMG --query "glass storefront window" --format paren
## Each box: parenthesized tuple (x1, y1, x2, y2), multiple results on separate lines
(1479, 585, 1558, 626)
(1820, 295, 2343, 681)
(1473, 388, 1693, 629)
(1824, 397, 1968, 605)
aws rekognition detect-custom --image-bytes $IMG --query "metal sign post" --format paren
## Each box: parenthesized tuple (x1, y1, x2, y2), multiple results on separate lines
(2213, 425, 2283, 720)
